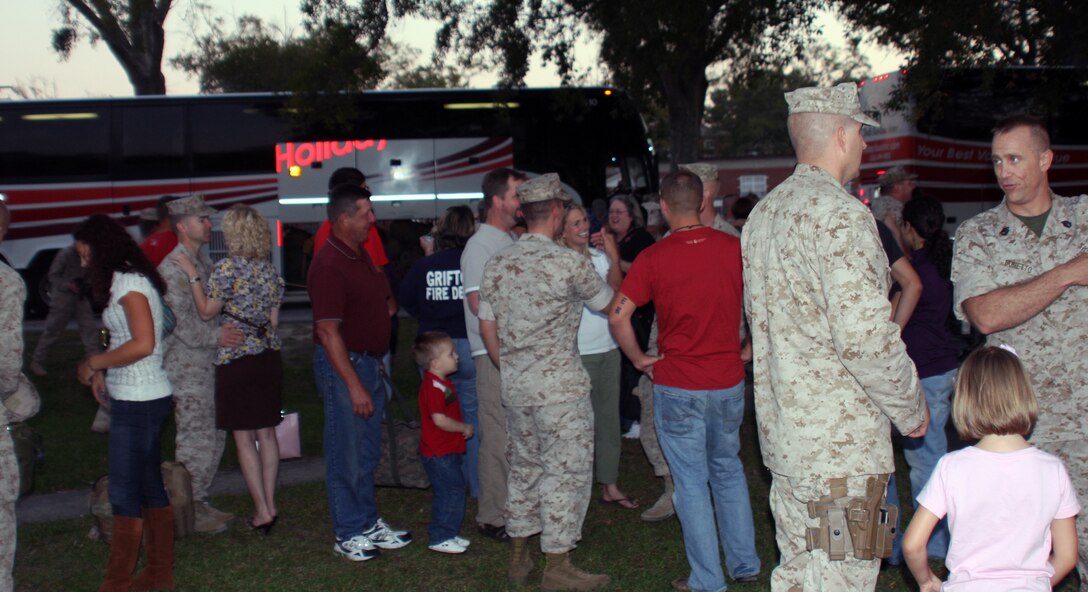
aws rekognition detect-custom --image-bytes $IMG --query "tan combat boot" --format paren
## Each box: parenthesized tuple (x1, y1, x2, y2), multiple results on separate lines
(640, 474, 675, 522)
(193, 502, 228, 534)
(508, 536, 533, 585)
(541, 552, 610, 591)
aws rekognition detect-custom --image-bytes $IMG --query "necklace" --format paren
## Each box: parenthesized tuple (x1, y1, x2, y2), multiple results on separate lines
(671, 223, 704, 233)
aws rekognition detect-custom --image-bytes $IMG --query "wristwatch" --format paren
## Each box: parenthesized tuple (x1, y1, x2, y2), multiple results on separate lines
(188, 276, 201, 284)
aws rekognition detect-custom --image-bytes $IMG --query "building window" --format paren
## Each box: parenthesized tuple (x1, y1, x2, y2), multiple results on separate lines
(738, 175, 768, 197)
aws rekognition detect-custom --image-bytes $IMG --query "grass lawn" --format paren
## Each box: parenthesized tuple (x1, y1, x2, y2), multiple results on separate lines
(12, 320, 1079, 591)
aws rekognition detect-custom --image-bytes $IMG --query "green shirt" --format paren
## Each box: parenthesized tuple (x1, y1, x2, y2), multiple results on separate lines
(1013, 208, 1050, 238)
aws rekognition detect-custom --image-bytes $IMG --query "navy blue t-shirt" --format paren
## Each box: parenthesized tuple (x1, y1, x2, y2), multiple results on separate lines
(398, 248, 468, 338)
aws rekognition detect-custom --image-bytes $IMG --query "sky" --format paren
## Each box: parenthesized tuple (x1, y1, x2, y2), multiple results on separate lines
(0, 1, 907, 99)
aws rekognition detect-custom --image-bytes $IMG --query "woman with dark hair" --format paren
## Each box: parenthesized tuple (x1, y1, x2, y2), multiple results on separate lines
(399, 206, 481, 496)
(886, 196, 960, 564)
(603, 194, 655, 436)
(72, 214, 175, 592)
(173, 205, 285, 534)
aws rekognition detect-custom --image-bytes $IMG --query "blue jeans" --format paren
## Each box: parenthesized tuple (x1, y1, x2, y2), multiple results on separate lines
(108, 396, 173, 518)
(451, 338, 479, 498)
(314, 346, 386, 541)
(888, 368, 955, 562)
(654, 381, 761, 592)
(421, 453, 466, 544)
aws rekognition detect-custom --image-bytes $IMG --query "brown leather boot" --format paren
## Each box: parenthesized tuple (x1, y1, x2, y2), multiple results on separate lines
(99, 515, 143, 592)
(508, 537, 533, 585)
(131, 506, 176, 591)
(541, 552, 610, 591)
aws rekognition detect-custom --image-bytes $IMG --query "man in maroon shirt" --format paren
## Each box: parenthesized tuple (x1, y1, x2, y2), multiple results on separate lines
(307, 183, 412, 562)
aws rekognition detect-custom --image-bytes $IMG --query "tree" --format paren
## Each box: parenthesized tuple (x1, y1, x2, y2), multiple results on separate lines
(51, 0, 173, 95)
(837, 0, 1088, 112)
(172, 16, 383, 94)
(705, 40, 871, 157)
(302, 0, 820, 166)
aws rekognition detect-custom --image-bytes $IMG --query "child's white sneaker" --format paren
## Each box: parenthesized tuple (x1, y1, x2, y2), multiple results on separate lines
(428, 539, 467, 554)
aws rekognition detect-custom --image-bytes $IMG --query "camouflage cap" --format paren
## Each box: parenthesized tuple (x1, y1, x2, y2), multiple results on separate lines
(784, 82, 880, 127)
(138, 207, 159, 222)
(878, 165, 918, 188)
(166, 194, 216, 217)
(516, 173, 572, 204)
(679, 163, 719, 187)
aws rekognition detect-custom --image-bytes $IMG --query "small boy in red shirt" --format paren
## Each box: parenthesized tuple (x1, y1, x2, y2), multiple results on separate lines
(413, 331, 475, 554)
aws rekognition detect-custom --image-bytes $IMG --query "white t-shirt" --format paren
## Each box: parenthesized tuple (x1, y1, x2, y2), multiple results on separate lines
(917, 445, 1080, 591)
(102, 272, 172, 401)
(576, 249, 618, 355)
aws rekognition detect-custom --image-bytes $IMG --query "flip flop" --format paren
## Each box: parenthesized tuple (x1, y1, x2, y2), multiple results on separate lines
(598, 496, 640, 509)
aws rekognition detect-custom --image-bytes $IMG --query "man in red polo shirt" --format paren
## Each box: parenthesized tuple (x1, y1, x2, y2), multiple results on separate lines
(308, 183, 411, 562)
(311, 168, 390, 268)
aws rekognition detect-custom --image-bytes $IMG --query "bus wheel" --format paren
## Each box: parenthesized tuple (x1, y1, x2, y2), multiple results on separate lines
(23, 256, 53, 319)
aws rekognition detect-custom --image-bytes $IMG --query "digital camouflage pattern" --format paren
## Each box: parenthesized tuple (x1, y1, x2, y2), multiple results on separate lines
(478, 231, 612, 554)
(952, 193, 1088, 589)
(952, 195, 1088, 445)
(504, 398, 593, 553)
(634, 321, 669, 477)
(0, 261, 26, 592)
(742, 164, 926, 480)
(712, 214, 741, 238)
(784, 83, 879, 127)
(31, 246, 100, 367)
(158, 243, 226, 503)
(770, 474, 883, 591)
(477, 234, 613, 408)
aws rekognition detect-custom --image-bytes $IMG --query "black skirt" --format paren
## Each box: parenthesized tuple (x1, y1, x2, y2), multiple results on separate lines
(215, 349, 283, 431)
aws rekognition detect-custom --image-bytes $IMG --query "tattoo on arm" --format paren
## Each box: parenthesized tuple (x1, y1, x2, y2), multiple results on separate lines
(613, 296, 629, 315)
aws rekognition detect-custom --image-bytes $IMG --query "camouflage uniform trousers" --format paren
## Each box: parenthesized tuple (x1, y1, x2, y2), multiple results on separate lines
(504, 397, 593, 553)
(475, 355, 509, 527)
(1034, 439, 1088, 592)
(170, 363, 226, 502)
(0, 428, 18, 592)
(31, 292, 100, 365)
(634, 374, 670, 477)
(769, 472, 885, 592)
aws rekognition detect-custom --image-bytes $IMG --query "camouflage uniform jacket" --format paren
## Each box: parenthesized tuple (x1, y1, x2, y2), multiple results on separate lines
(0, 262, 26, 427)
(742, 164, 926, 479)
(712, 214, 741, 238)
(478, 233, 614, 408)
(159, 243, 219, 370)
(952, 194, 1088, 444)
(47, 246, 88, 299)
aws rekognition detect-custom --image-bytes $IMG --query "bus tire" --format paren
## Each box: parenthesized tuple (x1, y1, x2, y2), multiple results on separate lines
(22, 253, 54, 319)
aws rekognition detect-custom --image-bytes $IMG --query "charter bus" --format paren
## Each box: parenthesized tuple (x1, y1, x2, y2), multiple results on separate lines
(0, 87, 657, 314)
(856, 68, 1088, 231)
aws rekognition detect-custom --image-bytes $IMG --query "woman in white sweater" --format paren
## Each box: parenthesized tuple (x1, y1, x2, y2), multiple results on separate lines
(74, 214, 175, 592)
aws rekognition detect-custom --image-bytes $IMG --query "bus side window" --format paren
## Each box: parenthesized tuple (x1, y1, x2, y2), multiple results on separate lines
(0, 107, 109, 182)
(192, 101, 287, 175)
(118, 106, 186, 180)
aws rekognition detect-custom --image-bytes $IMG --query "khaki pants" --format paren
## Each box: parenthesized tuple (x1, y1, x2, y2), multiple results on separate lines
(0, 428, 19, 592)
(474, 355, 508, 527)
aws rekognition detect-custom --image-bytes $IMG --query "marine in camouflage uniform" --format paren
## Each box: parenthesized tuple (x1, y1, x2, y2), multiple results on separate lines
(952, 116, 1088, 590)
(742, 83, 927, 591)
(157, 195, 238, 533)
(478, 173, 614, 588)
(0, 205, 26, 592)
(29, 245, 100, 376)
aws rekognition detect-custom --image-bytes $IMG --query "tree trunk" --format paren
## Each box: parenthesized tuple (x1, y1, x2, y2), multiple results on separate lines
(658, 60, 709, 168)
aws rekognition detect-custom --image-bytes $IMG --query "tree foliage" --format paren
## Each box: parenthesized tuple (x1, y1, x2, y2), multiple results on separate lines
(705, 40, 871, 157)
(51, 0, 173, 95)
(837, 0, 1088, 113)
(302, 0, 820, 166)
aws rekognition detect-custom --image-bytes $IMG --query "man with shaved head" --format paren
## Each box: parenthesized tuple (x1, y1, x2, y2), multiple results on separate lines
(952, 114, 1088, 589)
(743, 83, 928, 591)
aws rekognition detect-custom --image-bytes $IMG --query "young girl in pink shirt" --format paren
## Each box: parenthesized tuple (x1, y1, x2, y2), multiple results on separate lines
(903, 346, 1080, 591)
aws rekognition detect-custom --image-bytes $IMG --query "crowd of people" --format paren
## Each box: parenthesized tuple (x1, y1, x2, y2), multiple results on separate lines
(0, 79, 1086, 592)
